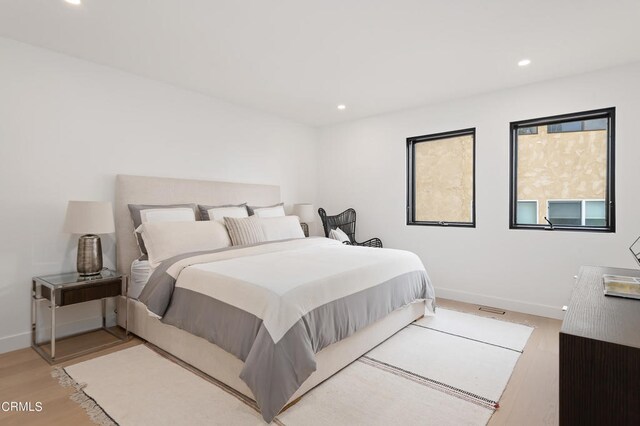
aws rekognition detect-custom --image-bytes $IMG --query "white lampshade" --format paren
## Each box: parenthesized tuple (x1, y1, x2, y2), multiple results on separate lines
(293, 203, 315, 223)
(63, 201, 115, 235)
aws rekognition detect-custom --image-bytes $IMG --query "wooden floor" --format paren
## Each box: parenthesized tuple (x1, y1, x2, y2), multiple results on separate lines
(0, 331, 142, 426)
(0, 298, 561, 425)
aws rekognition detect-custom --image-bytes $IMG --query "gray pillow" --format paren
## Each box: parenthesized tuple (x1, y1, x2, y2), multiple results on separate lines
(128, 203, 198, 256)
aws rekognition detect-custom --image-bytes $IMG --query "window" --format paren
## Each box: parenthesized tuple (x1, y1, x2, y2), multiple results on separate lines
(585, 200, 606, 226)
(516, 201, 538, 224)
(547, 200, 582, 225)
(517, 126, 538, 135)
(407, 128, 475, 227)
(547, 200, 606, 226)
(547, 118, 608, 133)
(510, 107, 615, 232)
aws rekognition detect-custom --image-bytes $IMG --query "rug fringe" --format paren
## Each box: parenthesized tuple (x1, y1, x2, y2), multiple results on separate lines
(51, 367, 117, 426)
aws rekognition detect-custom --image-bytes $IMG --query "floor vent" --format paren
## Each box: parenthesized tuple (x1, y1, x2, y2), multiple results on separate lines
(479, 306, 506, 315)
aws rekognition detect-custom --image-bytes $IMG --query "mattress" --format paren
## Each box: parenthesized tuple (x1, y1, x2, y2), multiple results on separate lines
(129, 259, 152, 299)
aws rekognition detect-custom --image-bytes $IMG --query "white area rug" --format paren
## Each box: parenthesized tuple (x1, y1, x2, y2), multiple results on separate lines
(55, 309, 533, 426)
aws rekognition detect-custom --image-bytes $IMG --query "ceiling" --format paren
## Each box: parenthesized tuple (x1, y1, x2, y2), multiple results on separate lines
(1, 0, 639, 126)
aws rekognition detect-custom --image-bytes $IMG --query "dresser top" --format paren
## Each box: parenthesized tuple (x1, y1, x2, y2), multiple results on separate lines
(561, 266, 640, 349)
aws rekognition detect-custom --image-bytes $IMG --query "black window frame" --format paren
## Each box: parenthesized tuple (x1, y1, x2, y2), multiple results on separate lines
(509, 107, 616, 233)
(406, 127, 476, 228)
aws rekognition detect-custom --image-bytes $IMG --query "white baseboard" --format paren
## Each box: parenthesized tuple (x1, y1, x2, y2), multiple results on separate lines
(436, 287, 566, 320)
(0, 331, 31, 354)
(0, 313, 117, 355)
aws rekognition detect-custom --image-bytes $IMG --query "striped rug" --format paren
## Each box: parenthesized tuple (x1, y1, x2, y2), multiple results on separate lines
(54, 308, 533, 426)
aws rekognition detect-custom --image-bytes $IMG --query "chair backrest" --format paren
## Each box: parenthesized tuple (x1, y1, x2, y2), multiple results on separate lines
(318, 208, 357, 243)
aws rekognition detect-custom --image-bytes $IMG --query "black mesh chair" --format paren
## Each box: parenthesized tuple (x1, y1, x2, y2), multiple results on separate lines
(318, 208, 383, 248)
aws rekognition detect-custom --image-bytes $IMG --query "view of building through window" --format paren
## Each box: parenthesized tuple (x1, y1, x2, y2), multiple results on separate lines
(512, 110, 613, 230)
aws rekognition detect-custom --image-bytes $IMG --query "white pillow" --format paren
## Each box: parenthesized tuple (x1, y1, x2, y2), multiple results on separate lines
(261, 216, 305, 241)
(207, 206, 249, 222)
(140, 221, 232, 268)
(253, 204, 286, 218)
(329, 227, 351, 244)
(128, 204, 197, 258)
(139, 207, 196, 223)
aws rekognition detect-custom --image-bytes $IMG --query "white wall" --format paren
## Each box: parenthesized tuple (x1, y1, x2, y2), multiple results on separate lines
(2, 35, 639, 355)
(0, 38, 319, 353)
(318, 63, 640, 319)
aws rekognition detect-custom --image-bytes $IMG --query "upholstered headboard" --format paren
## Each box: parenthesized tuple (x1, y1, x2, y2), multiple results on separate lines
(114, 174, 281, 273)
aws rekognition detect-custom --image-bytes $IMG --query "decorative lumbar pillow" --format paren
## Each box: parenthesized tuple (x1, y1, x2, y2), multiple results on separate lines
(248, 202, 286, 218)
(329, 227, 351, 244)
(224, 216, 267, 246)
(198, 203, 248, 222)
(139, 221, 231, 268)
(260, 216, 305, 241)
(128, 204, 198, 257)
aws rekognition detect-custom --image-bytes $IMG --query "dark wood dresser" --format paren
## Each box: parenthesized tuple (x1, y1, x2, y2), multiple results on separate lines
(560, 266, 640, 425)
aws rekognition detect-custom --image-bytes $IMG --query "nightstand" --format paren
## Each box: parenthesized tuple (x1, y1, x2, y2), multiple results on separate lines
(31, 269, 129, 364)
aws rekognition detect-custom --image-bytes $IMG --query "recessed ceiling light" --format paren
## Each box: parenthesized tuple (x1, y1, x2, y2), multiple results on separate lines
(518, 59, 531, 67)
(65, 0, 82, 5)
(337, 104, 346, 110)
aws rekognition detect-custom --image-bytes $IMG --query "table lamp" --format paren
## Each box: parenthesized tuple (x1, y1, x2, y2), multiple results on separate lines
(63, 201, 115, 276)
(293, 203, 315, 237)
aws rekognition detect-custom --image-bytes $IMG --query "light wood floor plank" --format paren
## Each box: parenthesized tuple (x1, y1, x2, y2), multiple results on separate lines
(0, 331, 141, 426)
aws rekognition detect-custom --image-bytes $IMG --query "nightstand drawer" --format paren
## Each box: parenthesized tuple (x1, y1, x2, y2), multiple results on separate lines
(41, 279, 122, 306)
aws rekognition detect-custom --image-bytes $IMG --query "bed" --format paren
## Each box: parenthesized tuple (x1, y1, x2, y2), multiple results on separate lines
(114, 174, 435, 422)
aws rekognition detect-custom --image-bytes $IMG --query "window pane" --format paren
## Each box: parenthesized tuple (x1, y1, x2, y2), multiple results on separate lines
(413, 133, 474, 223)
(513, 109, 612, 231)
(548, 201, 581, 225)
(516, 201, 537, 224)
(585, 200, 606, 226)
(547, 118, 608, 133)
(517, 126, 538, 135)
(585, 200, 605, 219)
(548, 121, 583, 133)
(583, 118, 608, 131)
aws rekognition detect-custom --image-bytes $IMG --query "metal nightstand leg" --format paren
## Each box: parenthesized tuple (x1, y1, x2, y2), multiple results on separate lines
(102, 298, 107, 328)
(103, 276, 130, 342)
(125, 275, 129, 337)
(31, 281, 37, 347)
(50, 290, 56, 360)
